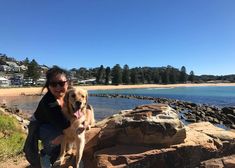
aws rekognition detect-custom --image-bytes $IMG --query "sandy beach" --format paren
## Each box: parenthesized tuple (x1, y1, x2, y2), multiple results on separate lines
(0, 83, 235, 97)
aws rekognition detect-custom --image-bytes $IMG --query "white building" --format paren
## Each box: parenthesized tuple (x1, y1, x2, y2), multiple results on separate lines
(0, 77, 10, 87)
(78, 78, 96, 84)
(0, 65, 11, 72)
(36, 78, 46, 86)
(6, 61, 21, 72)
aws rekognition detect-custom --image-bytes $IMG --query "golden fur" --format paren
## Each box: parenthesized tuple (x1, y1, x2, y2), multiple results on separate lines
(59, 88, 95, 167)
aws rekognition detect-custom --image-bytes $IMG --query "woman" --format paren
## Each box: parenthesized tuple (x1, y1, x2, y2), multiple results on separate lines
(34, 66, 71, 167)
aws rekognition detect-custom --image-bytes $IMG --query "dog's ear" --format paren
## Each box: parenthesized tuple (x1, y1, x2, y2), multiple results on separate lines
(64, 89, 71, 112)
(64, 90, 69, 104)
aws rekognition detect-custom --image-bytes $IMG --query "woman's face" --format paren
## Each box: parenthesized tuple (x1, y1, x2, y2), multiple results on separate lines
(48, 73, 68, 99)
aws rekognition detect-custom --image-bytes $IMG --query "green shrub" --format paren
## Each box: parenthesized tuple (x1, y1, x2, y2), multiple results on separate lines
(0, 111, 26, 160)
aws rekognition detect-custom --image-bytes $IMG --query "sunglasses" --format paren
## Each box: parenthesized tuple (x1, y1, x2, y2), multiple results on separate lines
(49, 80, 68, 87)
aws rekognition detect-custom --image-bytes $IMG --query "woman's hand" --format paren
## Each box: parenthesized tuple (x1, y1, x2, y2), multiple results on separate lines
(51, 134, 64, 145)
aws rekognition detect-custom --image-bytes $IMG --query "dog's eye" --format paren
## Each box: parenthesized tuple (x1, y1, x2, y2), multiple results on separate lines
(81, 95, 85, 98)
(71, 94, 76, 98)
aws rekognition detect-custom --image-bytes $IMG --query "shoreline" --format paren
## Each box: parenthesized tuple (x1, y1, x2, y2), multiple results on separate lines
(0, 83, 235, 97)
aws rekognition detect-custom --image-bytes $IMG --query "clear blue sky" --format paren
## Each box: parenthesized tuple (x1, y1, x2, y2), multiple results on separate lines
(0, 0, 235, 75)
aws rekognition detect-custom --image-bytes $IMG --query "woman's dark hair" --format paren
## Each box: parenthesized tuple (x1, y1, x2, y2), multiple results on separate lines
(42, 66, 70, 93)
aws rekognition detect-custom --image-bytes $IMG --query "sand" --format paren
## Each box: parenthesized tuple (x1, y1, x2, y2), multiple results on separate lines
(0, 83, 235, 97)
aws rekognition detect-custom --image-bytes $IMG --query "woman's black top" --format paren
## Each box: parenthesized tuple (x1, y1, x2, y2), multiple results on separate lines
(34, 91, 70, 131)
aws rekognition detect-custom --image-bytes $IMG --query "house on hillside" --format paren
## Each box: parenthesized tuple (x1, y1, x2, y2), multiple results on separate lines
(0, 65, 11, 72)
(9, 74, 24, 86)
(19, 64, 27, 71)
(6, 61, 21, 72)
(0, 77, 10, 87)
(36, 78, 46, 86)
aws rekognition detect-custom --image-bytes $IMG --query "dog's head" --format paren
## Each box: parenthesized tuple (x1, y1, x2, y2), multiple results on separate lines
(64, 88, 88, 119)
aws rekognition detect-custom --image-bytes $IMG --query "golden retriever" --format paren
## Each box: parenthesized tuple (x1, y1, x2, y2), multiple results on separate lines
(59, 88, 95, 167)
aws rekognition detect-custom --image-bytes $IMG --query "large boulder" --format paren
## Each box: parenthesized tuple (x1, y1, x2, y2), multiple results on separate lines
(58, 104, 235, 168)
(96, 104, 186, 147)
(83, 103, 187, 168)
(90, 122, 235, 168)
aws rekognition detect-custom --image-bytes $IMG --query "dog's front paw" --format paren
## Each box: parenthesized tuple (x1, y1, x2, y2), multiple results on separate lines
(53, 158, 65, 167)
(59, 157, 66, 165)
(84, 121, 91, 130)
(86, 125, 91, 130)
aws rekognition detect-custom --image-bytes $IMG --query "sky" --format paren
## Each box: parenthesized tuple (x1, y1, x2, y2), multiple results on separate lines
(0, 0, 235, 76)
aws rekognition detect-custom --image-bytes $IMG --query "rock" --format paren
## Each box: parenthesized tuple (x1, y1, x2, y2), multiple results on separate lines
(13, 102, 229, 168)
(222, 107, 235, 115)
(88, 122, 235, 168)
(200, 154, 235, 168)
(187, 122, 235, 141)
(116, 104, 186, 146)
(75, 105, 235, 168)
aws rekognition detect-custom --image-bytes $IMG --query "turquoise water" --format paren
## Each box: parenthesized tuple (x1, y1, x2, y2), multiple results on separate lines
(91, 86, 235, 107)
(1, 86, 235, 120)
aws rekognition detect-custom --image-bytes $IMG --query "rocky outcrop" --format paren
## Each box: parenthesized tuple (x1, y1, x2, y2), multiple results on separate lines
(3, 101, 234, 168)
(200, 154, 235, 168)
(59, 103, 235, 168)
(90, 94, 235, 129)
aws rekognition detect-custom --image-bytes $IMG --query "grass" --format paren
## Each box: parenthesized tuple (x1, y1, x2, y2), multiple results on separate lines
(0, 110, 26, 161)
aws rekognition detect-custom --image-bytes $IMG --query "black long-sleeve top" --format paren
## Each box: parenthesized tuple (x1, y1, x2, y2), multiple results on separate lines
(34, 91, 70, 131)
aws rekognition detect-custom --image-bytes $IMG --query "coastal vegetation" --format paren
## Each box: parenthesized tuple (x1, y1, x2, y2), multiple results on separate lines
(0, 109, 26, 161)
(1, 53, 235, 87)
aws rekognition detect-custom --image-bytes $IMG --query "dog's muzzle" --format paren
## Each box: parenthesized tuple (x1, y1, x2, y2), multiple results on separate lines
(72, 101, 84, 118)
(75, 101, 82, 109)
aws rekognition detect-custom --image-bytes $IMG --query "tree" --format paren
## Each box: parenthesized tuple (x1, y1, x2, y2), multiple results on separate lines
(139, 68, 145, 84)
(168, 66, 179, 84)
(143, 68, 152, 83)
(24, 59, 41, 82)
(23, 57, 30, 66)
(76, 67, 90, 80)
(122, 64, 130, 84)
(130, 68, 138, 84)
(160, 68, 169, 84)
(105, 67, 111, 84)
(96, 65, 105, 84)
(153, 69, 161, 84)
(111, 64, 122, 85)
(179, 66, 187, 83)
(188, 71, 195, 83)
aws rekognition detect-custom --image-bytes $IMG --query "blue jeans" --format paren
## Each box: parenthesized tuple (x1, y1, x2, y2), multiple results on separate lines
(39, 124, 62, 164)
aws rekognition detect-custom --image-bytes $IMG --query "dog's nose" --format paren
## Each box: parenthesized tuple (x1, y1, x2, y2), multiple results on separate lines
(75, 101, 82, 108)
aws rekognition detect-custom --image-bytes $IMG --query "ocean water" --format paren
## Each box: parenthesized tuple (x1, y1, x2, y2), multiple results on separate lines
(1, 86, 235, 120)
(91, 86, 235, 107)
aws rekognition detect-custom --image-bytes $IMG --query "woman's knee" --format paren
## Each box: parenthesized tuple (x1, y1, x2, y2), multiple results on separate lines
(39, 124, 62, 155)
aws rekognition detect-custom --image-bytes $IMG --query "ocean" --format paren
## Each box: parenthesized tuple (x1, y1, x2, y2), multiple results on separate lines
(1, 86, 235, 120)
